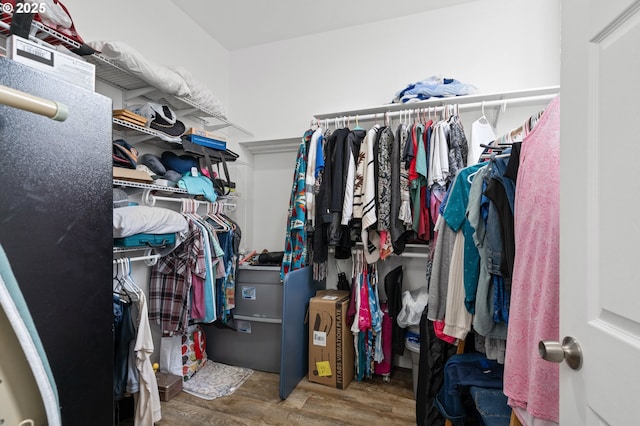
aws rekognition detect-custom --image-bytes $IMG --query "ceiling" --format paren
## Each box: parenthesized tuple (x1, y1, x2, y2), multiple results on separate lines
(171, 0, 476, 50)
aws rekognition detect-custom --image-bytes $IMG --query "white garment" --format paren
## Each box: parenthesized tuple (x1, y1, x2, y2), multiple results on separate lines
(361, 126, 379, 230)
(134, 292, 162, 426)
(350, 250, 364, 334)
(341, 133, 356, 226)
(469, 119, 496, 164)
(353, 126, 378, 219)
(428, 121, 450, 187)
(442, 230, 472, 340)
(305, 128, 322, 226)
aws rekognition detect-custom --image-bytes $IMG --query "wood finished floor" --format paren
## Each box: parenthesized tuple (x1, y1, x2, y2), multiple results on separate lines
(156, 367, 416, 426)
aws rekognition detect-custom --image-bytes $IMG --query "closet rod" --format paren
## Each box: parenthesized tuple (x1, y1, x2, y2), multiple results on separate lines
(390, 252, 429, 259)
(334, 251, 429, 259)
(339, 244, 429, 259)
(113, 254, 161, 264)
(142, 190, 235, 210)
(314, 93, 557, 123)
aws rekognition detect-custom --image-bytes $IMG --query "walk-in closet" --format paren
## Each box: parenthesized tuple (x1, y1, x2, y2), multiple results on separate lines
(1, 0, 639, 425)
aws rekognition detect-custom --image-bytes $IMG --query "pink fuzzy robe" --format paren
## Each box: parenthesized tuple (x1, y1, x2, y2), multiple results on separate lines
(504, 95, 561, 424)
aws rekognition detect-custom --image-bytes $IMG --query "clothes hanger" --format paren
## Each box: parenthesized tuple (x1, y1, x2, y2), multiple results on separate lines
(181, 198, 202, 229)
(112, 260, 131, 303)
(354, 114, 363, 131)
(121, 259, 141, 302)
(467, 163, 488, 183)
(206, 201, 230, 232)
(478, 101, 489, 124)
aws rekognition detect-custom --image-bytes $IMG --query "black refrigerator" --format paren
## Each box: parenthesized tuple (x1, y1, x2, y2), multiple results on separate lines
(0, 57, 113, 425)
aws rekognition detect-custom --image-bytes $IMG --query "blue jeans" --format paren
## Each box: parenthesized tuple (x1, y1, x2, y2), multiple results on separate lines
(434, 353, 504, 425)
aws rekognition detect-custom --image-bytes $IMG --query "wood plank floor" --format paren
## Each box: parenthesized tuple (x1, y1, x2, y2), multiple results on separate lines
(156, 367, 416, 426)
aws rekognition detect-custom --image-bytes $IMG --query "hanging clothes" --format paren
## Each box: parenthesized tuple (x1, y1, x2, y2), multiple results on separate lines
(305, 127, 323, 228)
(133, 291, 161, 426)
(376, 126, 395, 259)
(482, 156, 516, 325)
(384, 265, 404, 356)
(216, 228, 236, 323)
(468, 165, 508, 361)
(427, 182, 459, 324)
(113, 295, 135, 401)
(469, 116, 496, 165)
(442, 162, 486, 315)
(360, 125, 381, 264)
(341, 129, 366, 226)
(504, 96, 561, 424)
(446, 114, 469, 178)
(410, 122, 430, 241)
(428, 120, 450, 188)
(390, 123, 414, 253)
(189, 213, 217, 323)
(149, 220, 206, 336)
(281, 132, 309, 281)
(350, 250, 383, 381)
(326, 128, 352, 258)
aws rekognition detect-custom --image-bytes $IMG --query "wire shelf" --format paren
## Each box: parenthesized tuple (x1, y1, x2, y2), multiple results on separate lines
(112, 179, 189, 194)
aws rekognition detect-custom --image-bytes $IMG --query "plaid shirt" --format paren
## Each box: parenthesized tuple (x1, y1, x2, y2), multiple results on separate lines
(149, 220, 206, 336)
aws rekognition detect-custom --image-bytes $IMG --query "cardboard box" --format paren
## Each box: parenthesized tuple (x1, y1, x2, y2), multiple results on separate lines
(6, 35, 95, 91)
(185, 127, 228, 142)
(113, 167, 153, 183)
(308, 290, 354, 389)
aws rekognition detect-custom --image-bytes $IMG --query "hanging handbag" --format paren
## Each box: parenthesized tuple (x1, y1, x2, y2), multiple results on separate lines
(182, 138, 237, 196)
(182, 324, 207, 381)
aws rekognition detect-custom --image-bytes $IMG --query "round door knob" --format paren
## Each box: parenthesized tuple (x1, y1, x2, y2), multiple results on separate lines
(538, 336, 583, 370)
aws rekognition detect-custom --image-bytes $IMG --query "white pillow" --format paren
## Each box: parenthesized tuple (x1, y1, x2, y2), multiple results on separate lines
(88, 41, 191, 97)
(172, 66, 227, 118)
(113, 206, 189, 238)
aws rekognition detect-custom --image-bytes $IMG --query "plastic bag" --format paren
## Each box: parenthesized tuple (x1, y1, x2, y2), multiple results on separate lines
(396, 287, 429, 328)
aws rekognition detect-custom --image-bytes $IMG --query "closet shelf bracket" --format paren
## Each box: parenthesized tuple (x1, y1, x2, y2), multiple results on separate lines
(124, 86, 156, 101)
(203, 123, 231, 131)
(174, 107, 198, 116)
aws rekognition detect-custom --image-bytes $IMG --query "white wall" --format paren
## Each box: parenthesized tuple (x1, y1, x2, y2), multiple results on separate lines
(236, 0, 561, 252)
(251, 150, 299, 251)
(230, 0, 561, 143)
(63, 0, 230, 109)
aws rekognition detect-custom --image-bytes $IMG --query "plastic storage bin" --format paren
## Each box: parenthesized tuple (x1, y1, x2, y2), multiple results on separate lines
(204, 265, 283, 373)
(405, 325, 421, 399)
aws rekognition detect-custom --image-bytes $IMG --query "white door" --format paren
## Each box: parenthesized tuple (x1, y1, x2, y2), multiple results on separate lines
(560, 0, 640, 424)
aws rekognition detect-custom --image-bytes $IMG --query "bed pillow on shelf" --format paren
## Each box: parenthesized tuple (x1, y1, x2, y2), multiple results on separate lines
(113, 206, 189, 238)
(172, 66, 227, 118)
(87, 41, 191, 97)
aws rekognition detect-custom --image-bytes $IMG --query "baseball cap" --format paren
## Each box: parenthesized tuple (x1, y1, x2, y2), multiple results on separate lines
(130, 102, 186, 140)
